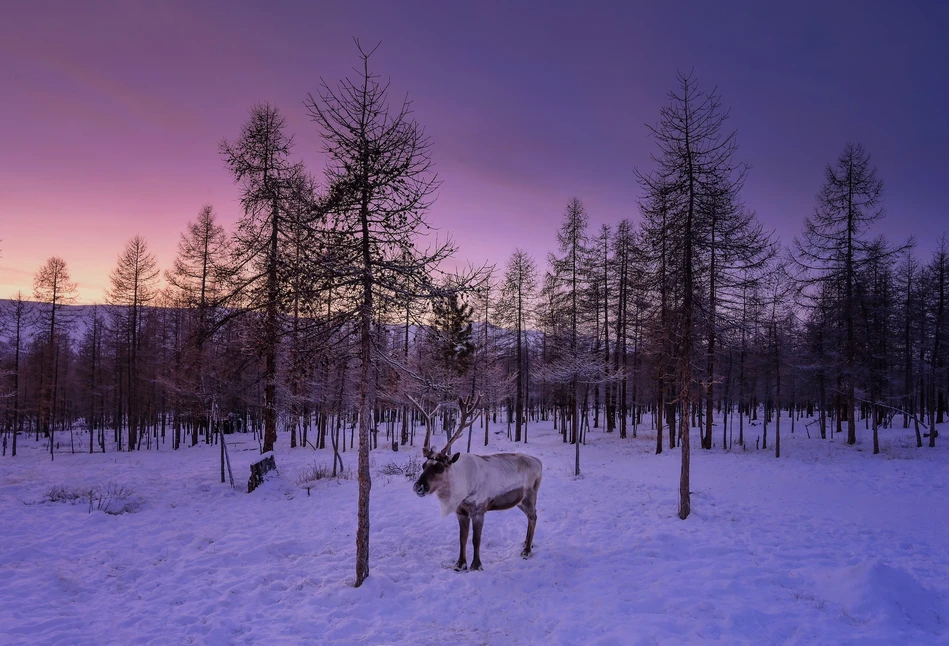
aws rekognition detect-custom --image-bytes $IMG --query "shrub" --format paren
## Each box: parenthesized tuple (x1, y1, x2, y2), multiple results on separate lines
(379, 455, 422, 478)
(43, 482, 139, 515)
(297, 462, 352, 487)
(43, 484, 86, 503)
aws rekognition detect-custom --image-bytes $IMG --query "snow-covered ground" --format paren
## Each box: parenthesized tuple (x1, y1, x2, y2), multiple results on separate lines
(2, 417, 947, 645)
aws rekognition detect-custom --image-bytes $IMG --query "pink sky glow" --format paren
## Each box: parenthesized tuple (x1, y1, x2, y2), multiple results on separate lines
(2, 1, 947, 303)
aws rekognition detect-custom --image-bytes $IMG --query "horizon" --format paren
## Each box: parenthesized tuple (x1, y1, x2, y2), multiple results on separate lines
(3, 1, 948, 303)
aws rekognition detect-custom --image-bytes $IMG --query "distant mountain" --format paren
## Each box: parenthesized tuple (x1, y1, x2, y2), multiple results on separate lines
(0, 300, 122, 345)
(0, 300, 526, 348)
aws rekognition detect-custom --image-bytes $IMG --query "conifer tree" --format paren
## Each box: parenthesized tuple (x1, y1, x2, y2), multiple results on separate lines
(107, 235, 160, 450)
(306, 41, 457, 587)
(499, 249, 537, 442)
(431, 292, 475, 378)
(33, 257, 77, 453)
(221, 104, 312, 454)
(794, 142, 887, 445)
(637, 73, 747, 518)
(166, 204, 233, 446)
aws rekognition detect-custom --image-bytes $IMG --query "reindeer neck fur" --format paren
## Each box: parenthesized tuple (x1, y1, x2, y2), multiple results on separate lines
(434, 453, 477, 516)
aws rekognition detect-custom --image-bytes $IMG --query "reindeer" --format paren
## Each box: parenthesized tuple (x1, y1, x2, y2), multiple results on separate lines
(412, 395, 543, 571)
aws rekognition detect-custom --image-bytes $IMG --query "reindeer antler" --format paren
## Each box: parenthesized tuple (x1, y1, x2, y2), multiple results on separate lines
(439, 394, 483, 458)
(407, 395, 442, 458)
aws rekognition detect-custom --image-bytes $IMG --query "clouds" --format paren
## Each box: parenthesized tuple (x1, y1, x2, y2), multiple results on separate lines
(1, 1, 945, 301)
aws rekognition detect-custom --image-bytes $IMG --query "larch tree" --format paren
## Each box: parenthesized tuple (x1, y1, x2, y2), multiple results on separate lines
(547, 197, 589, 476)
(697, 181, 774, 450)
(467, 271, 495, 448)
(925, 236, 948, 438)
(165, 204, 233, 446)
(639, 182, 679, 455)
(637, 72, 747, 519)
(499, 248, 537, 443)
(611, 219, 636, 439)
(221, 103, 312, 454)
(76, 304, 106, 453)
(33, 256, 78, 455)
(857, 237, 896, 454)
(430, 291, 475, 380)
(760, 262, 793, 458)
(619, 221, 651, 441)
(305, 41, 456, 587)
(2, 291, 29, 457)
(167, 204, 232, 337)
(280, 185, 325, 451)
(894, 246, 922, 438)
(794, 142, 886, 446)
(587, 224, 612, 432)
(107, 235, 160, 451)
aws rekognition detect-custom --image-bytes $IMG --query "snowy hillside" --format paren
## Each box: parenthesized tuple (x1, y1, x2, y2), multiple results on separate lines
(2, 419, 947, 644)
(0, 300, 109, 345)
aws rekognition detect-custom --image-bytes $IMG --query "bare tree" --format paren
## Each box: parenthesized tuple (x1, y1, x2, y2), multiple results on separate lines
(794, 142, 888, 445)
(76, 304, 106, 453)
(167, 204, 232, 334)
(499, 249, 537, 442)
(430, 290, 475, 380)
(760, 263, 793, 458)
(221, 104, 312, 454)
(107, 235, 160, 450)
(547, 197, 589, 475)
(306, 41, 460, 587)
(33, 256, 78, 455)
(892, 246, 920, 437)
(697, 181, 775, 450)
(612, 220, 640, 439)
(637, 72, 747, 519)
(586, 224, 612, 433)
(166, 204, 233, 446)
(2, 291, 29, 456)
(925, 236, 948, 439)
(639, 182, 679, 455)
(469, 272, 497, 447)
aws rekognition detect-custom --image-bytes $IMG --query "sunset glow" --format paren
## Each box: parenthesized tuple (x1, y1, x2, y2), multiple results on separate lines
(2, 1, 947, 302)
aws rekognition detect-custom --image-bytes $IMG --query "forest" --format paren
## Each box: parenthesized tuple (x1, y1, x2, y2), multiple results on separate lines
(2, 51, 948, 585)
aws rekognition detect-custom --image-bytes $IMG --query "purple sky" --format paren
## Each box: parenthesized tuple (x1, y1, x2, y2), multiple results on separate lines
(2, 0, 947, 302)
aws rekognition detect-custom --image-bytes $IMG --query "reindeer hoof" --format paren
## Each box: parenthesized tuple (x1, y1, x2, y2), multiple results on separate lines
(470, 562, 483, 571)
(521, 550, 532, 559)
(453, 563, 467, 572)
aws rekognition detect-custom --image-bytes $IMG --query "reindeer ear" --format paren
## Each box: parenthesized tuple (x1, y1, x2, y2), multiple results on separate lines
(450, 453, 460, 464)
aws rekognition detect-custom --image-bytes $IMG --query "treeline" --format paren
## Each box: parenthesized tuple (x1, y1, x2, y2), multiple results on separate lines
(2, 60, 947, 525)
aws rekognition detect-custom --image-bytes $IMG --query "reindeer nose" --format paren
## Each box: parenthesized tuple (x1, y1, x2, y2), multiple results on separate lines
(414, 481, 428, 497)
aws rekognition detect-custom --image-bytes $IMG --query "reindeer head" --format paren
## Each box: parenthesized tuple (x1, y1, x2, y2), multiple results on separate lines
(413, 450, 460, 497)
(412, 394, 481, 498)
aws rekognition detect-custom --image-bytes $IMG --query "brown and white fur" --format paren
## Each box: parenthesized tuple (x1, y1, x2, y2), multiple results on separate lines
(414, 450, 543, 571)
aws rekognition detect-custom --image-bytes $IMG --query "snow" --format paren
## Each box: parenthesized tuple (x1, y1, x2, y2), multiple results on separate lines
(2, 419, 947, 645)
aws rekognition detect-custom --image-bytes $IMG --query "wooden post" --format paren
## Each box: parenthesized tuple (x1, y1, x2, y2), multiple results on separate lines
(248, 453, 277, 493)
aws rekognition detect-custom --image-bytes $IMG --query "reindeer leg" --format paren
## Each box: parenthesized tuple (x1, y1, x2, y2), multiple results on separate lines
(470, 510, 485, 571)
(518, 488, 538, 558)
(454, 510, 469, 571)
